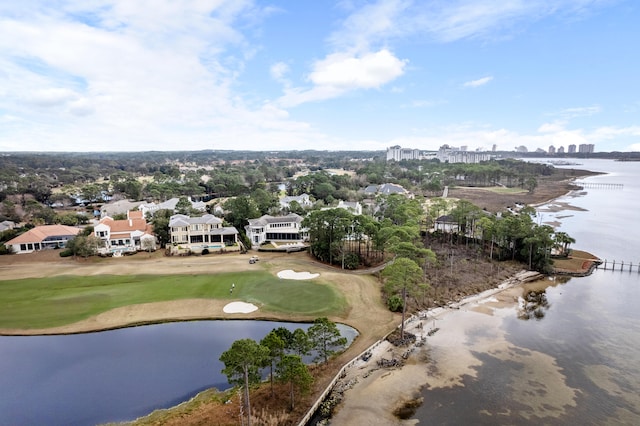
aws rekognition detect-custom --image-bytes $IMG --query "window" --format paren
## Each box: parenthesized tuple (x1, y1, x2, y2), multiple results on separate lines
(20, 244, 26, 251)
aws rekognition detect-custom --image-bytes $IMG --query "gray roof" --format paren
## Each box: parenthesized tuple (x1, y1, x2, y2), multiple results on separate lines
(210, 227, 239, 235)
(363, 183, 408, 195)
(248, 213, 303, 227)
(101, 200, 142, 216)
(169, 214, 222, 227)
(379, 183, 407, 194)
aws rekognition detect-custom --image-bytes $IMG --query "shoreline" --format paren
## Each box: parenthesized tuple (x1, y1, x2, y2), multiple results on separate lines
(328, 271, 574, 425)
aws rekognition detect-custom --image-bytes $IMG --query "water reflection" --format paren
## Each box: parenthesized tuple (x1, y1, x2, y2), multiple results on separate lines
(517, 289, 550, 320)
(0, 320, 357, 426)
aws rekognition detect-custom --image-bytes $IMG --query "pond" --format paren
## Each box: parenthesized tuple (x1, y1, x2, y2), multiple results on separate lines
(0, 320, 358, 426)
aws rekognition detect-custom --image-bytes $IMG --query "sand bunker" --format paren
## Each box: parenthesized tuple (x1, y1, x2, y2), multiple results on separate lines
(277, 270, 319, 280)
(223, 301, 259, 313)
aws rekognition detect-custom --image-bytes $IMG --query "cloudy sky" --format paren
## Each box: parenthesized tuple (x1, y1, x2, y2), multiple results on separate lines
(1, 0, 639, 152)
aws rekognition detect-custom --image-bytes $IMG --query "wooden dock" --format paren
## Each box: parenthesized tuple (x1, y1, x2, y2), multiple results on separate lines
(574, 182, 623, 189)
(596, 260, 640, 273)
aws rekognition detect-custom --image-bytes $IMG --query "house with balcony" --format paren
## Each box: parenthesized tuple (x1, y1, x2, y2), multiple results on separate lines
(245, 213, 307, 249)
(93, 210, 156, 255)
(168, 214, 239, 255)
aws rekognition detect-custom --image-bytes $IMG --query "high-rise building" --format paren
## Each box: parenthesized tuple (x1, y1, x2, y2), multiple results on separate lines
(386, 145, 421, 161)
(557, 146, 565, 153)
(492, 144, 497, 152)
(568, 144, 577, 153)
(579, 144, 595, 153)
(548, 145, 556, 154)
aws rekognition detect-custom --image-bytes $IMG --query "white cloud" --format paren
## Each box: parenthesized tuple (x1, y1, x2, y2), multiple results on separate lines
(270, 62, 290, 82)
(463, 76, 493, 88)
(24, 88, 79, 107)
(329, 0, 410, 52)
(277, 49, 407, 107)
(557, 105, 602, 118)
(309, 50, 406, 89)
(538, 121, 567, 133)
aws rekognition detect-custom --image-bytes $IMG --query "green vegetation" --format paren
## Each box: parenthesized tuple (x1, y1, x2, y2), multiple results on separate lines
(0, 272, 346, 329)
(220, 318, 344, 424)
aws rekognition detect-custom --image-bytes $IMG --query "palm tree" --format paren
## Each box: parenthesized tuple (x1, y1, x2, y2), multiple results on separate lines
(553, 232, 576, 256)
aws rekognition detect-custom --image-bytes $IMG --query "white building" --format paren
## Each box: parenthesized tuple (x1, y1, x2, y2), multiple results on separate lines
(4, 225, 80, 254)
(168, 214, 239, 254)
(387, 145, 422, 161)
(93, 210, 156, 255)
(279, 193, 313, 210)
(245, 214, 307, 248)
(139, 197, 207, 217)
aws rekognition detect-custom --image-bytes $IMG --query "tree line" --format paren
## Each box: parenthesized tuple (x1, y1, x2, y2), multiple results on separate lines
(219, 317, 347, 426)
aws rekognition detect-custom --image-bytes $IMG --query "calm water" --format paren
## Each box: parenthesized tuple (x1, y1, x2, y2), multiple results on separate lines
(0, 320, 357, 426)
(414, 159, 640, 425)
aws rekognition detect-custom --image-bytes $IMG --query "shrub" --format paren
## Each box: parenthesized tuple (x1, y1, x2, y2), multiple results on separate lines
(59, 249, 73, 257)
(387, 294, 403, 312)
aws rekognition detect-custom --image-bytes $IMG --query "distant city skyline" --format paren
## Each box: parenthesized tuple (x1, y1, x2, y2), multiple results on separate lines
(1, 1, 639, 152)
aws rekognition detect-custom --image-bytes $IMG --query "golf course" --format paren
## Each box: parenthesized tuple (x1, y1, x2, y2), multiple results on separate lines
(0, 250, 397, 352)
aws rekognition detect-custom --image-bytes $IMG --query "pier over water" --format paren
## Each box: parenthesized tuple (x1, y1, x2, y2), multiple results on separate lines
(596, 260, 640, 273)
(574, 181, 623, 189)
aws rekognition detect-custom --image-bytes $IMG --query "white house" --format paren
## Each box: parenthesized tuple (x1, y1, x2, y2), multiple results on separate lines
(168, 214, 239, 254)
(93, 210, 156, 255)
(279, 193, 313, 210)
(139, 197, 207, 217)
(363, 183, 410, 197)
(245, 213, 307, 248)
(4, 225, 81, 254)
(336, 200, 363, 215)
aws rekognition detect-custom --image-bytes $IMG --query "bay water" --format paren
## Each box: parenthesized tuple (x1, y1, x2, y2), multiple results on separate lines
(412, 159, 640, 425)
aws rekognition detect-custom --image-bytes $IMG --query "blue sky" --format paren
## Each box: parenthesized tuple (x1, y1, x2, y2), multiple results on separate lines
(0, 0, 638, 152)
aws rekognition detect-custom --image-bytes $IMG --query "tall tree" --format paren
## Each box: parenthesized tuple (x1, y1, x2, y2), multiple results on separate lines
(382, 257, 426, 339)
(219, 339, 269, 426)
(303, 208, 353, 266)
(223, 196, 260, 233)
(307, 317, 347, 365)
(290, 328, 312, 357)
(150, 209, 173, 248)
(260, 330, 285, 396)
(276, 354, 313, 411)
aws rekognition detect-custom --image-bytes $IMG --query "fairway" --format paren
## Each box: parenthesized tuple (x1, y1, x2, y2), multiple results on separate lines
(0, 271, 347, 329)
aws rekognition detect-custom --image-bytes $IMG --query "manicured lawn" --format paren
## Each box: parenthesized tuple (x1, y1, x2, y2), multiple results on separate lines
(0, 272, 347, 329)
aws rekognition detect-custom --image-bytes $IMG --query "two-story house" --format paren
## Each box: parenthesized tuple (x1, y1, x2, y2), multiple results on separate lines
(245, 213, 307, 249)
(168, 214, 239, 255)
(93, 210, 156, 255)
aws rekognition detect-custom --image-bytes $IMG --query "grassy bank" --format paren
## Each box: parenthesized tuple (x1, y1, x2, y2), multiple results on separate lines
(0, 271, 347, 329)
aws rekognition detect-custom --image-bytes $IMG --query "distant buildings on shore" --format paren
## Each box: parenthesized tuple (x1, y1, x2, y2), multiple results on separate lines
(548, 144, 595, 154)
(386, 145, 493, 163)
(387, 142, 596, 163)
